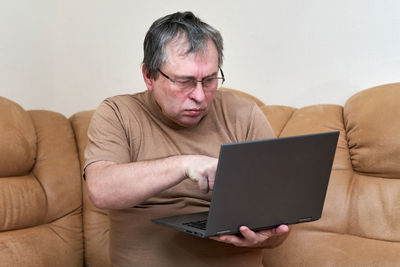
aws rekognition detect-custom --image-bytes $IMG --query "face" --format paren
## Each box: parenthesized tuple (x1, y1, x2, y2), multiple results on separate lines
(143, 38, 220, 127)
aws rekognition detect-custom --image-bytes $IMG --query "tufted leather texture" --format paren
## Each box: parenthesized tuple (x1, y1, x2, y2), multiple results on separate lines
(262, 83, 400, 266)
(0, 97, 83, 267)
(0, 97, 36, 177)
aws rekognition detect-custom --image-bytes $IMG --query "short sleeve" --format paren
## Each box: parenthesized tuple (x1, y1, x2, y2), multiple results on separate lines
(84, 98, 132, 170)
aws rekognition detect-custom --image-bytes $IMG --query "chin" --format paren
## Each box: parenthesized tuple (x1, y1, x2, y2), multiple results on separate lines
(178, 116, 203, 127)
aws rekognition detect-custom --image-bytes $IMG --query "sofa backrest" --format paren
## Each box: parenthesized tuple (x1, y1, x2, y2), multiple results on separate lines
(0, 97, 83, 266)
(262, 83, 400, 266)
(70, 83, 400, 267)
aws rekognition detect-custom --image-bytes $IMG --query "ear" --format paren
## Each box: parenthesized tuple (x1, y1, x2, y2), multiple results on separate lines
(142, 65, 154, 91)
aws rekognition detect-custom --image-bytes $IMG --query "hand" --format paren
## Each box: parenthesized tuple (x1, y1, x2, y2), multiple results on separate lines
(183, 155, 218, 193)
(210, 225, 289, 248)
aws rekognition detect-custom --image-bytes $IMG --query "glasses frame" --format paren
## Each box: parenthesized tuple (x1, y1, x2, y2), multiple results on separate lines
(157, 67, 225, 91)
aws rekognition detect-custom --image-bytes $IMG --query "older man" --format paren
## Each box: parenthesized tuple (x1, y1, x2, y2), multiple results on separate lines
(85, 11, 289, 266)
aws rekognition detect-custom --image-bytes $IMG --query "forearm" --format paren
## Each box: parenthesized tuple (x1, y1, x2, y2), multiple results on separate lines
(85, 156, 187, 209)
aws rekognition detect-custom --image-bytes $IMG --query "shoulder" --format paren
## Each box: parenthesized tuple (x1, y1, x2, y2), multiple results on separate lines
(210, 90, 274, 140)
(90, 92, 149, 131)
(214, 89, 258, 106)
(93, 92, 149, 121)
(217, 88, 264, 106)
(212, 89, 260, 117)
(100, 92, 147, 111)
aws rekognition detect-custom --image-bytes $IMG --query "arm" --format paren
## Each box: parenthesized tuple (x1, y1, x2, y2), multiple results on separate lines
(85, 155, 217, 209)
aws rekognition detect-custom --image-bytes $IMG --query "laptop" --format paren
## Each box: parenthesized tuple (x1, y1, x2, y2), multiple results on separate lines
(152, 131, 339, 238)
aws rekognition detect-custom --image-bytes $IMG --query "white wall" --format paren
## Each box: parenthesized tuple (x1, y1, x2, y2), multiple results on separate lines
(1, 0, 399, 117)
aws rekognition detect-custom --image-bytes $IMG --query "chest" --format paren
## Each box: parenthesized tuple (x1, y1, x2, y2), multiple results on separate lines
(130, 117, 238, 162)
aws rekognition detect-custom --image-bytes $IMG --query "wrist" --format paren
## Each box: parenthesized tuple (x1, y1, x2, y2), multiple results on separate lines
(171, 154, 191, 182)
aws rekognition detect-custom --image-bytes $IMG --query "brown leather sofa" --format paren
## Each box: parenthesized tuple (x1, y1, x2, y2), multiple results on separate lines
(1, 83, 399, 266)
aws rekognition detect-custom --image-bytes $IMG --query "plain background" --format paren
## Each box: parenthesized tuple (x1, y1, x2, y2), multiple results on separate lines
(1, 0, 399, 117)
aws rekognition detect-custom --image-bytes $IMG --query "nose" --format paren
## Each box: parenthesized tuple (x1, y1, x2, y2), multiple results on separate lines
(189, 82, 206, 102)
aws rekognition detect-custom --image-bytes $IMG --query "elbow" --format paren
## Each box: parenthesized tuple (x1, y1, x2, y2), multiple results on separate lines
(85, 165, 113, 209)
(87, 184, 132, 210)
(86, 180, 110, 209)
(84, 161, 137, 209)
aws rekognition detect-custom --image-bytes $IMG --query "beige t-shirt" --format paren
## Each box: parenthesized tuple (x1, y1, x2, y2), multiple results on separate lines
(85, 90, 275, 267)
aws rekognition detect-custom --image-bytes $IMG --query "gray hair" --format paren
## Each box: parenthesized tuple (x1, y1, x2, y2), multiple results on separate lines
(143, 11, 224, 79)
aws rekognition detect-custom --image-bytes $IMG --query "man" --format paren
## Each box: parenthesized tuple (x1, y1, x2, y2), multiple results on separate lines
(85, 11, 289, 266)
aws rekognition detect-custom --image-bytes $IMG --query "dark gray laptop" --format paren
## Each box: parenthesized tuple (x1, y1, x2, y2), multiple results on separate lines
(152, 131, 339, 238)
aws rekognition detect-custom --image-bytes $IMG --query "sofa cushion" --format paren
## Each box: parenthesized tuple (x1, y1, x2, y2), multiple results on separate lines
(344, 83, 400, 177)
(0, 97, 84, 266)
(0, 97, 36, 177)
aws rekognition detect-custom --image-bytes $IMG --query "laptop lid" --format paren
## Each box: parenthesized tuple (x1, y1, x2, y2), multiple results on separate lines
(152, 131, 339, 238)
(203, 131, 339, 236)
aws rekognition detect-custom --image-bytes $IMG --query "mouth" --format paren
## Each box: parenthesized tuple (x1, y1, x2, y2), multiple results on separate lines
(183, 108, 204, 117)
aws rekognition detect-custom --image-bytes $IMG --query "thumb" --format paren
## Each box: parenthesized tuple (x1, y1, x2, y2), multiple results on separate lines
(197, 174, 209, 193)
(186, 169, 209, 193)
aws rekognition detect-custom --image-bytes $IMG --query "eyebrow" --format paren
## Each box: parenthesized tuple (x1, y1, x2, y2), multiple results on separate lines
(175, 71, 219, 80)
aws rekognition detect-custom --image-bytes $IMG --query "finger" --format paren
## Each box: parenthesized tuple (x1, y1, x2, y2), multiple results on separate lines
(255, 225, 290, 240)
(199, 175, 209, 193)
(275, 224, 289, 235)
(208, 165, 217, 190)
(187, 170, 209, 193)
(240, 225, 289, 244)
(210, 234, 244, 247)
(239, 226, 259, 240)
(259, 225, 289, 236)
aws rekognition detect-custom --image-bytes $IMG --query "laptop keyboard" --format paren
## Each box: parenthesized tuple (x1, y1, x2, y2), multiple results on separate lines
(183, 220, 207, 230)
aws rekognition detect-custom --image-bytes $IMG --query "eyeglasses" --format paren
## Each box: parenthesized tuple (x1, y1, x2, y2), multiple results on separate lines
(157, 67, 225, 92)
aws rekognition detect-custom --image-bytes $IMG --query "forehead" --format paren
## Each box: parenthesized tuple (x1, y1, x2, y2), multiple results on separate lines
(167, 33, 192, 57)
(164, 36, 218, 66)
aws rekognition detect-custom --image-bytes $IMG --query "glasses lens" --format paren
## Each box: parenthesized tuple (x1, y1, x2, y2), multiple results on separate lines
(175, 80, 194, 91)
